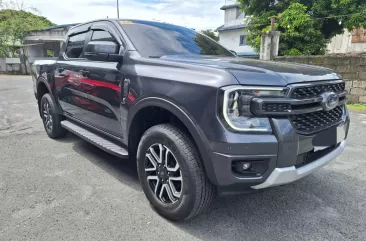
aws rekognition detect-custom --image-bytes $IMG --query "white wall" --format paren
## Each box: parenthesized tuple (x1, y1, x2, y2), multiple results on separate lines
(25, 44, 45, 59)
(224, 8, 238, 23)
(219, 29, 255, 54)
(0, 58, 6, 72)
(224, 7, 245, 27)
(327, 29, 366, 54)
(0, 58, 25, 74)
(24, 29, 67, 42)
(24, 42, 62, 64)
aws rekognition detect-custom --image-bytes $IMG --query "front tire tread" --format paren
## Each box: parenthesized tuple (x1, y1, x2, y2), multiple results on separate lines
(138, 124, 216, 221)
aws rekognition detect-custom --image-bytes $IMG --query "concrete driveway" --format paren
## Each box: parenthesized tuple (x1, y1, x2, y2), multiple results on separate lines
(1, 75, 366, 241)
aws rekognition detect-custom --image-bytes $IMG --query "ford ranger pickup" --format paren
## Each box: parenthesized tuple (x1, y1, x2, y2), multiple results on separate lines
(31, 19, 349, 221)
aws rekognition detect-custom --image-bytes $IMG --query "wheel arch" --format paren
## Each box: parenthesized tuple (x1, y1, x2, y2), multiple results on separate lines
(36, 79, 51, 97)
(127, 97, 218, 185)
(36, 78, 51, 117)
(36, 78, 62, 116)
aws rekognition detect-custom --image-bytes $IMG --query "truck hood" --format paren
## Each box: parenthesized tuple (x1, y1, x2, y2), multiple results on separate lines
(160, 55, 341, 86)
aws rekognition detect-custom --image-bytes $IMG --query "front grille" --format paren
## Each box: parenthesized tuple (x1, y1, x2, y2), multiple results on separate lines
(252, 81, 347, 134)
(289, 106, 343, 134)
(262, 103, 290, 112)
(291, 82, 345, 99)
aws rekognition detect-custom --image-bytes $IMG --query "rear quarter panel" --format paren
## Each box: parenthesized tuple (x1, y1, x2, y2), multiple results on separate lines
(32, 60, 58, 98)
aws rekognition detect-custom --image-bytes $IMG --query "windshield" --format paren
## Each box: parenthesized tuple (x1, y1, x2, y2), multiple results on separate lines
(120, 20, 234, 58)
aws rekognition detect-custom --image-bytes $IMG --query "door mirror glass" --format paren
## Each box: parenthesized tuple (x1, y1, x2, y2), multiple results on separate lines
(85, 41, 123, 62)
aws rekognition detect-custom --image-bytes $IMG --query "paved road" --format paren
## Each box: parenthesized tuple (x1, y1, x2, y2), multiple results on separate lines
(1, 75, 366, 241)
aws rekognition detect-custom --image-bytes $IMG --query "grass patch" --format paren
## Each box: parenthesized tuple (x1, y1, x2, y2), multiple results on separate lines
(347, 104, 366, 113)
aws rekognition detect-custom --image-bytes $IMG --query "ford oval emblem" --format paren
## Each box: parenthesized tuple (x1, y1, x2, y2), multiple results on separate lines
(321, 92, 339, 111)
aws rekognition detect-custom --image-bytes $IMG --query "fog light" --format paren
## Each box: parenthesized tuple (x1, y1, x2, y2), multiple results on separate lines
(232, 160, 269, 177)
(242, 162, 252, 170)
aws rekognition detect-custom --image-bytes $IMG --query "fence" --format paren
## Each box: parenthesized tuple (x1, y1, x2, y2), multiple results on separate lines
(0, 58, 28, 75)
(275, 54, 366, 103)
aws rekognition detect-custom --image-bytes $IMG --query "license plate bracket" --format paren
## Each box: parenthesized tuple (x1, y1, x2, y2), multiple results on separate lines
(312, 124, 345, 147)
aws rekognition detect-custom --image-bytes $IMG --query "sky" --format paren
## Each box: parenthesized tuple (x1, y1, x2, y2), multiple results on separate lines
(24, 0, 237, 30)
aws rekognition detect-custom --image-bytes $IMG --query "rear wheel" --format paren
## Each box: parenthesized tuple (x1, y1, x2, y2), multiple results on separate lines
(40, 93, 67, 138)
(137, 124, 215, 221)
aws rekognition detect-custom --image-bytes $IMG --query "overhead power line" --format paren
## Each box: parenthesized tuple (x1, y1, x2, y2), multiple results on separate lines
(312, 12, 365, 20)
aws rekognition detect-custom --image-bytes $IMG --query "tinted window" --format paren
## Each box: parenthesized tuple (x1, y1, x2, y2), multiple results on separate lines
(120, 20, 233, 58)
(92, 30, 115, 42)
(65, 32, 87, 58)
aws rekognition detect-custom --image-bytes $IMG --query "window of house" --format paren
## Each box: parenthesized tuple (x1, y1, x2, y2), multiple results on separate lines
(240, 35, 247, 46)
(92, 30, 115, 42)
(65, 32, 88, 58)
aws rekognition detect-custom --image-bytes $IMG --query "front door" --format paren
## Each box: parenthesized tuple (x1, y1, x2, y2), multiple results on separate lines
(55, 23, 124, 138)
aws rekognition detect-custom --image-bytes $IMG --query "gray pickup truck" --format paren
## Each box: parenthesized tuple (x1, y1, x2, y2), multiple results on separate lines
(31, 19, 349, 221)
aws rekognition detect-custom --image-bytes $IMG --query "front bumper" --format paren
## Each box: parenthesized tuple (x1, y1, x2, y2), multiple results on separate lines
(251, 140, 346, 189)
(208, 106, 349, 195)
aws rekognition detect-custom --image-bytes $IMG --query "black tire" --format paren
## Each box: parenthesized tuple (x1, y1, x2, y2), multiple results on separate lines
(40, 93, 67, 138)
(137, 124, 216, 221)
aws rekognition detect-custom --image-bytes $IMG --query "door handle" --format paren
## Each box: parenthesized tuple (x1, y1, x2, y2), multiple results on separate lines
(121, 78, 130, 104)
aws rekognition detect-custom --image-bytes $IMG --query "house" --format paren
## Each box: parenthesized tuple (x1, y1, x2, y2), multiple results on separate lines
(23, 24, 77, 64)
(216, 3, 257, 56)
(0, 24, 77, 75)
(327, 28, 366, 54)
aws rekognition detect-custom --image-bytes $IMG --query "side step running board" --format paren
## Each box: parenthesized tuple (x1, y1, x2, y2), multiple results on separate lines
(61, 120, 128, 158)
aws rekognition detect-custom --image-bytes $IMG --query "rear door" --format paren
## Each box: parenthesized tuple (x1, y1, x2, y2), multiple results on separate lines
(55, 22, 124, 138)
(55, 28, 90, 123)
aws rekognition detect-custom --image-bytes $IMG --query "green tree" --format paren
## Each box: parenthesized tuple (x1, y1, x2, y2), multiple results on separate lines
(201, 29, 219, 41)
(238, 0, 366, 55)
(0, 5, 54, 57)
(194, 34, 224, 55)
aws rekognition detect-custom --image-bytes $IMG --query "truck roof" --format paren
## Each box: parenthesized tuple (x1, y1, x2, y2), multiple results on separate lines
(69, 19, 192, 31)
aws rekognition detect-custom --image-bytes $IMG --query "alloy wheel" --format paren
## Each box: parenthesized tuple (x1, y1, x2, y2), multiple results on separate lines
(145, 144, 183, 204)
(43, 101, 53, 131)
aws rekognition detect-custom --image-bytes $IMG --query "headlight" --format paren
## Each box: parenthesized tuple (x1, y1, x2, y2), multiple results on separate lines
(222, 86, 287, 132)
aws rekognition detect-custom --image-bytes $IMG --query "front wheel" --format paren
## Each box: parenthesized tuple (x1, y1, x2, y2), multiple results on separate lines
(137, 124, 215, 221)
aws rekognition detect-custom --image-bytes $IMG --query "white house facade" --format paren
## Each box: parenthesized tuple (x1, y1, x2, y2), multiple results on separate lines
(327, 28, 366, 54)
(217, 4, 257, 56)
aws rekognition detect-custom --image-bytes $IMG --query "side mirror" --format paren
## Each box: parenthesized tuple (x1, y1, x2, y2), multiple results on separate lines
(85, 41, 123, 62)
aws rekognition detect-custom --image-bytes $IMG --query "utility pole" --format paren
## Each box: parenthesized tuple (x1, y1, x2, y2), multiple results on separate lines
(117, 0, 120, 18)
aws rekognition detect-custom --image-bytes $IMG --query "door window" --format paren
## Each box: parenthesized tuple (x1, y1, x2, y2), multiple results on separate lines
(91, 30, 116, 42)
(65, 32, 88, 58)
